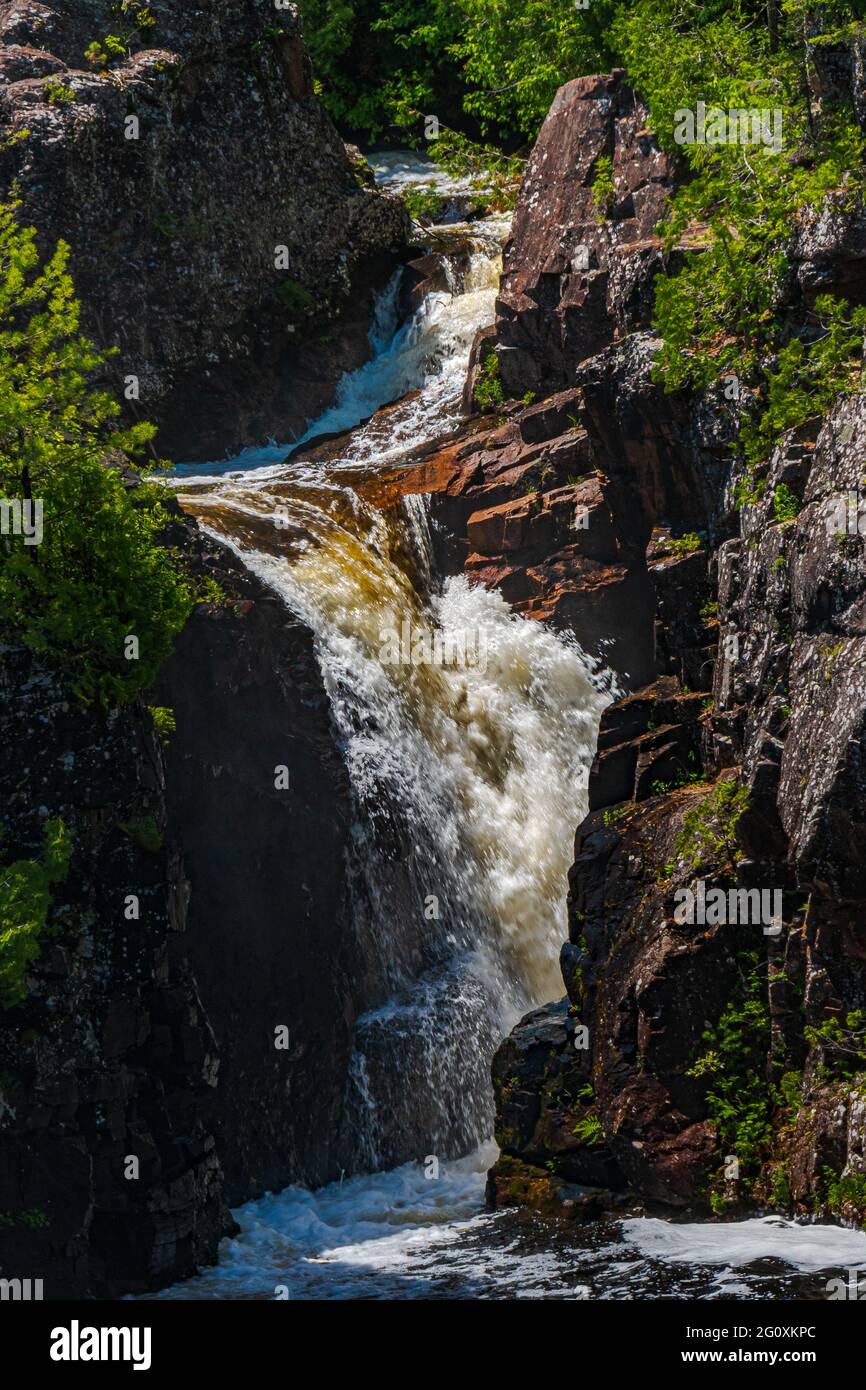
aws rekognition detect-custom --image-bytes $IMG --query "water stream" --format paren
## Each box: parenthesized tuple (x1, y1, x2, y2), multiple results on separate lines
(158, 154, 866, 1300)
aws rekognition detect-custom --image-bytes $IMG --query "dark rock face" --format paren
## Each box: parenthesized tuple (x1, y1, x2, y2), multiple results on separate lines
(487, 1000, 625, 1209)
(708, 398, 866, 1213)
(0, 0, 409, 458)
(0, 514, 361, 1294)
(494, 71, 677, 398)
(476, 69, 866, 1222)
(0, 648, 231, 1297)
(153, 523, 360, 1203)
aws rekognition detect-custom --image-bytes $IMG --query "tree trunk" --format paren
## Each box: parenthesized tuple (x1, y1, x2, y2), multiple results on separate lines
(768, 0, 779, 54)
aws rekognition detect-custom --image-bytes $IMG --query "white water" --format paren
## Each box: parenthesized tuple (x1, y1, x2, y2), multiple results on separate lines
(158, 158, 866, 1301)
(290, 251, 502, 458)
(177, 223, 610, 1165)
(155, 1153, 866, 1301)
(370, 149, 481, 197)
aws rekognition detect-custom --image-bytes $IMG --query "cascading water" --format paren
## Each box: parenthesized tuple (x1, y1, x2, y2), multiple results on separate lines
(156, 157, 866, 1300)
(175, 209, 611, 1174)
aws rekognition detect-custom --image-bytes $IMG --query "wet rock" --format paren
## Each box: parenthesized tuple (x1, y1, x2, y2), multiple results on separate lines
(486, 1154, 624, 1222)
(153, 520, 361, 1203)
(487, 1000, 625, 1195)
(0, 646, 232, 1297)
(0, 507, 364, 1293)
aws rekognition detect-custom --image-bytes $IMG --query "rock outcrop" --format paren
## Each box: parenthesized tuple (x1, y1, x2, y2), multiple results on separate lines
(153, 518, 360, 1204)
(388, 77, 684, 691)
(440, 67, 866, 1225)
(0, 643, 231, 1297)
(0, 511, 360, 1296)
(395, 387, 656, 685)
(493, 69, 677, 398)
(0, 0, 409, 458)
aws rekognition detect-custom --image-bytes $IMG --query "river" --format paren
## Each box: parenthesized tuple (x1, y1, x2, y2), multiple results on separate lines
(156, 152, 866, 1301)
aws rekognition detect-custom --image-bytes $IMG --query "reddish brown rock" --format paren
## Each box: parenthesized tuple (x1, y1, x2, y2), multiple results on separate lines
(494, 71, 677, 398)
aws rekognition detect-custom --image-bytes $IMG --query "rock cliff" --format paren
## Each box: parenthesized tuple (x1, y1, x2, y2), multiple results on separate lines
(0, 512, 360, 1295)
(430, 65, 866, 1225)
(0, 0, 409, 458)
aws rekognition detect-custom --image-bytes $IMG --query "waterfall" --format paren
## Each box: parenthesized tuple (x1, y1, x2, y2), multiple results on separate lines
(153, 165, 866, 1306)
(177, 233, 610, 1172)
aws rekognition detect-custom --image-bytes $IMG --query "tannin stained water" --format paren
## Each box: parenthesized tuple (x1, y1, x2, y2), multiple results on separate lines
(175, 209, 611, 1171)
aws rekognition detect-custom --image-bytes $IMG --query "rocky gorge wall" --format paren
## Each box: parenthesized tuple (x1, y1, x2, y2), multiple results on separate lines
(399, 63, 866, 1226)
(0, 506, 362, 1296)
(152, 517, 362, 1207)
(0, 2, 407, 1295)
(5, 11, 866, 1303)
(0, 0, 409, 458)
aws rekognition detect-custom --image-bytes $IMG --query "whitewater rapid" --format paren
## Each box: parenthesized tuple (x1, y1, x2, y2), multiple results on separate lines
(174, 195, 609, 1169)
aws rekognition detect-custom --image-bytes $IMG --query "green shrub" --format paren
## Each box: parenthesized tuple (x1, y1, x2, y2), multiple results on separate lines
(572, 1111, 604, 1146)
(0, 819, 72, 1008)
(0, 1208, 50, 1230)
(147, 706, 176, 747)
(85, 35, 128, 67)
(43, 78, 75, 106)
(85, 4, 155, 69)
(403, 184, 443, 224)
(118, 816, 162, 855)
(826, 1169, 866, 1218)
(662, 531, 702, 558)
(590, 154, 615, 218)
(429, 127, 526, 211)
(473, 352, 505, 412)
(805, 1010, 866, 1081)
(700, 598, 718, 624)
(452, 0, 617, 140)
(770, 1163, 792, 1208)
(772, 483, 800, 523)
(617, 1, 866, 469)
(297, 0, 616, 142)
(687, 952, 772, 1173)
(674, 778, 749, 872)
(778, 1069, 804, 1117)
(275, 278, 316, 318)
(0, 205, 194, 704)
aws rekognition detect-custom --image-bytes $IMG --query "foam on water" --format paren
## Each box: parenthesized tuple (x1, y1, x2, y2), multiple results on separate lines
(620, 1215, 866, 1272)
(290, 250, 501, 457)
(155, 1158, 866, 1301)
(170, 174, 603, 1173)
(371, 148, 488, 197)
